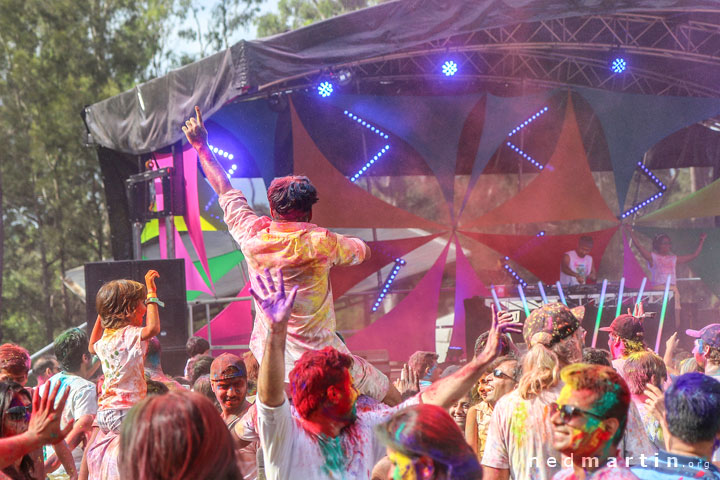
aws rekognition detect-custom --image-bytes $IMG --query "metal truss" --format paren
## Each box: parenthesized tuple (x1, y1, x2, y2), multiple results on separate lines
(257, 11, 720, 98)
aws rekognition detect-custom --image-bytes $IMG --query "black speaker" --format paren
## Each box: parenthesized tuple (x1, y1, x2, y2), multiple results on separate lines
(464, 297, 494, 357)
(84, 259, 187, 375)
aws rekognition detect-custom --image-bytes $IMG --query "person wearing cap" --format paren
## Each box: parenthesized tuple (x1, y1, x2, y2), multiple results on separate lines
(600, 314, 648, 375)
(210, 353, 258, 480)
(689, 324, 720, 380)
(686, 324, 720, 373)
(482, 302, 586, 480)
(482, 303, 655, 480)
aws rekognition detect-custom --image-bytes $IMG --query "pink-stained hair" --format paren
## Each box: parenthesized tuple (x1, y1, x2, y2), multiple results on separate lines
(118, 391, 241, 479)
(288, 346, 353, 419)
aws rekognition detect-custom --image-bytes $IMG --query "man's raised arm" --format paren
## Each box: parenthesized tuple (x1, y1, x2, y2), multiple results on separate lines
(421, 307, 522, 408)
(252, 268, 299, 407)
(183, 106, 233, 196)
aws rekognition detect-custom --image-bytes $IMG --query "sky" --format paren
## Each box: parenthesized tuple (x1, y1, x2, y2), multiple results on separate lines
(172, 0, 281, 62)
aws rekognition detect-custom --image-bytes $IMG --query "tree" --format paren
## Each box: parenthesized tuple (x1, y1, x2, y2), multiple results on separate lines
(0, 0, 176, 352)
(256, 0, 381, 37)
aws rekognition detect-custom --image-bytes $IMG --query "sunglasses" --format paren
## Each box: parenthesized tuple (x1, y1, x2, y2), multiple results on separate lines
(549, 402, 604, 423)
(492, 369, 515, 381)
(6, 405, 31, 422)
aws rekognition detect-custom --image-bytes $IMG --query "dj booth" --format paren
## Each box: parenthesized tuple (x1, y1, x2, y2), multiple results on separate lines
(464, 283, 676, 355)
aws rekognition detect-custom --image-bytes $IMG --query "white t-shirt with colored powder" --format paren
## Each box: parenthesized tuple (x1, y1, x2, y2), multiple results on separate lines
(95, 325, 148, 411)
(482, 386, 656, 480)
(257, 394, 418, 480)
(45, 372, 98, 473)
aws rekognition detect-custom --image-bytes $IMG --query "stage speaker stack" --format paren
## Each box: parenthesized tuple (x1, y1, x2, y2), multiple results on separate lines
(84, 259, 187, 376)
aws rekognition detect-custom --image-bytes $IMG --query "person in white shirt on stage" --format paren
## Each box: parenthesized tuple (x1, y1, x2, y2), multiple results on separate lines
(560, 236, 596, 285)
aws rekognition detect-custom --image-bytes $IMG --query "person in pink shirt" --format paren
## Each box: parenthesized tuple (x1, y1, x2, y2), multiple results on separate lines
(183, 106, 400, 405)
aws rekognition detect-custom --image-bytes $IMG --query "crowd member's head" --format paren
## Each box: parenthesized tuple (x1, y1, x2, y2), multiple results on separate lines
(473, 332, 510, 359)
(145, 377, 170, 396)
(664, 372, 720, 457)
(622, 351, 667, 395)
(519, 303, 585, 399)
(243, 351, 259, 396)
(54, 327, 92, 378)
(448, 392, 471, 431)
(551, 364, 631, 469)
(186, 336, 210, 359)
(582, 347, 612, 367)
(267, 175, 318, 222)
(119, 391, 241, 480)
(0, 343, 31, 386)
(32, 355, 60, 386)
(482, 355, 519, 407)
(600, 314, 646, 360)
(95, 279, 146, 329)
(409, 351, 440, 384)
(652, 233, 673, 255)
(686, 324, 720, 371)
(289, 347, 357, 424)
(444, 347, 463, 365)
(210, 354, 248, 417)
(192, 375, 219, 409)
(679, 357, 701, 374)
(576, 236, 594, 257)
(0, 381, 34, 479)
(189, 355, 215, 386)
(376, 404, 481, 479)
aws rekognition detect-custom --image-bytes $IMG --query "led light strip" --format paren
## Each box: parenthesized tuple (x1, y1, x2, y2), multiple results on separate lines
(619, 162, 667, 219)
(506, 141, 544, 170)
(508, 107, 549, 137)
(503, 256, 528, 288)
(372, 258, 406, 312)
(343, 110, 391, 182)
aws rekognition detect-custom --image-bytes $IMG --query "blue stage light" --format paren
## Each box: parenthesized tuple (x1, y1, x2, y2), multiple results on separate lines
(318, 81, 334, 97)
(442, 60, 458, 76)
(611, 57, 627, 74)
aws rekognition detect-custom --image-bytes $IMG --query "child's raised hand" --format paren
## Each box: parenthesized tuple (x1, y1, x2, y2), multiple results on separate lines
(145, 270, 160, 292)
(250, 268, 298, 333)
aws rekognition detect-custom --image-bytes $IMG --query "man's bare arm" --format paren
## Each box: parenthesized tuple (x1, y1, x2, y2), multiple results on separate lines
(183, 106, 232, 196)
(254, 269, 298, 408)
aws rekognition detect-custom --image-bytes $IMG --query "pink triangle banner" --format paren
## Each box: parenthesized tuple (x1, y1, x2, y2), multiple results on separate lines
(181, 145, 214, 291)
(623, 231, 647, 289)
(347, 241, 450, 362)
(452, 237, 490, 355)
(196, 282, 253, 346)
(153, 151, 213, 295)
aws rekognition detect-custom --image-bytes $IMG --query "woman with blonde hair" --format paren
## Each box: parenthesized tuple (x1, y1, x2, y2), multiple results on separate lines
(481, 303, 585, 480)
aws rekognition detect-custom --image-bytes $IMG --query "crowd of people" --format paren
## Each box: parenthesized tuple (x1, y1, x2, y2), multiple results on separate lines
(2, 106, 720, 480)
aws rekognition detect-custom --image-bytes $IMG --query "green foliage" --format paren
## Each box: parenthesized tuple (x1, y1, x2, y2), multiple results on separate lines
(0, 0, 175, 351)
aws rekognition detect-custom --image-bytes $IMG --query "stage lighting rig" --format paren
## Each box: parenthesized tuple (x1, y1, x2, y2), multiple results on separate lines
(317, 81, 334, 97)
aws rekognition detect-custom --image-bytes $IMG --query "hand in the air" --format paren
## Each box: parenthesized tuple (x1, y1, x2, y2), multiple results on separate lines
(477, 305, 523, 363)
(182, 106, 208, 149)
(145, 270, 159, 292)
(29, 382, 73, 445)
(393, 364, 420, 399)
(250, 268, 298, 333)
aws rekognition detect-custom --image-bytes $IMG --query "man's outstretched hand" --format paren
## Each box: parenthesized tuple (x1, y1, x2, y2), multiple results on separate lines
(477, 305, 523, 364)
(250, 268, 299, 333)
(182, 106, 208, 149)
(29, 381, 73, 445)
